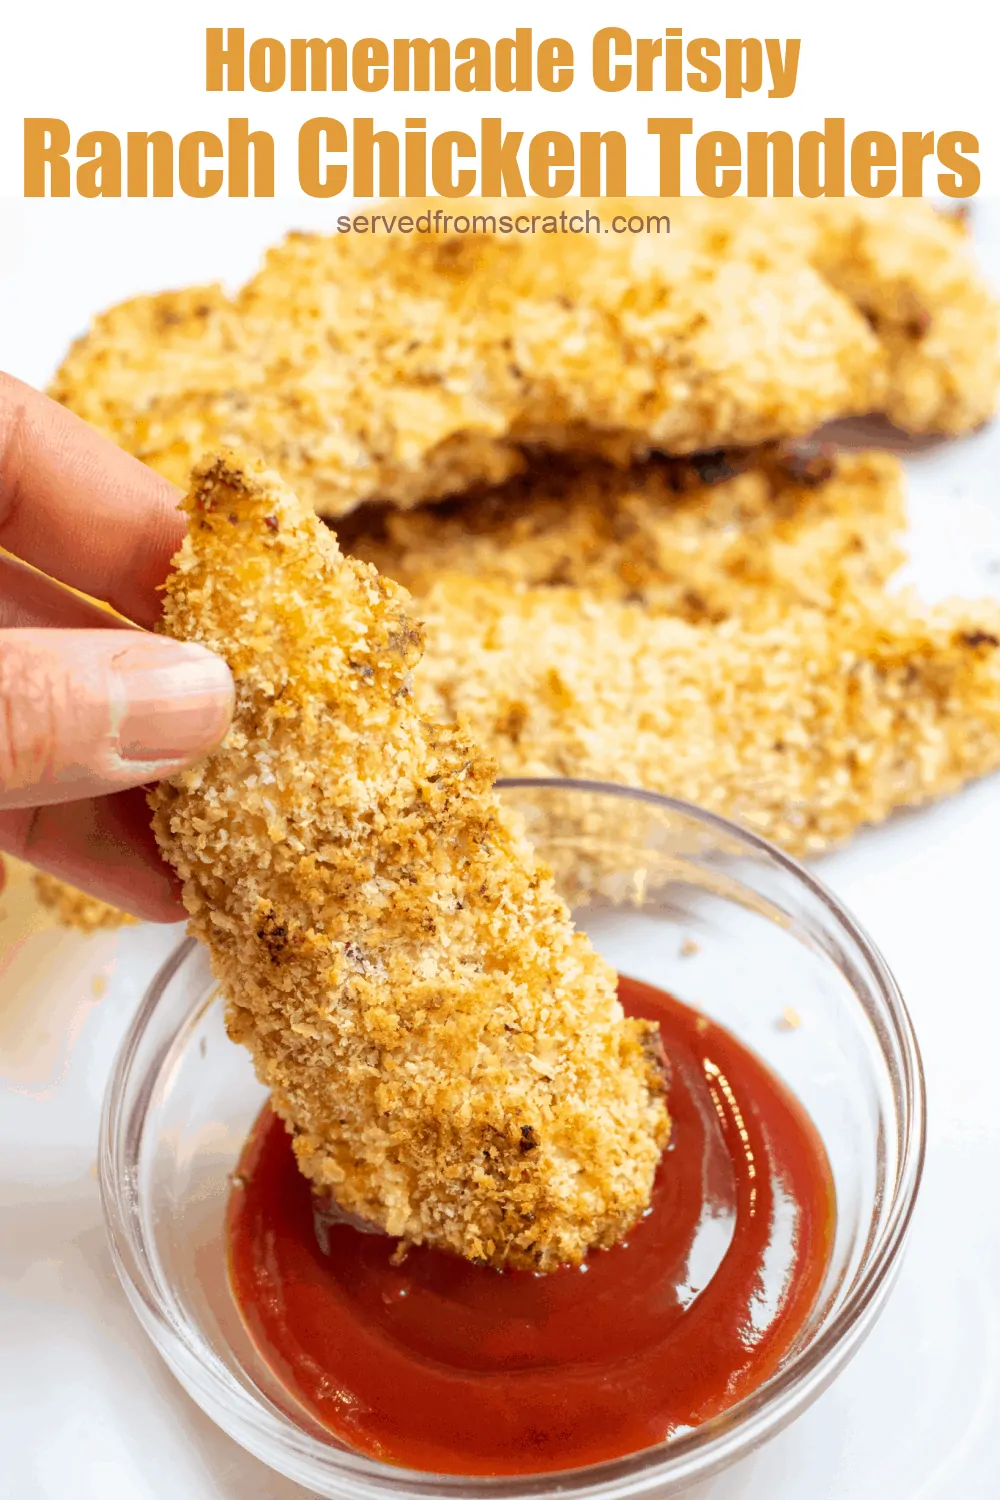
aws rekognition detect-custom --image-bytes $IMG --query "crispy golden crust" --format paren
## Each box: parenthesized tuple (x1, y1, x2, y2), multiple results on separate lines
(802, 200, 1000, 435)
(412, 578, 1000, 857)
(50, 202, 997, 520)
(51, 205, 885, 517)
(149, 452, 668, 1271)
(361, 197, 1000, 446)
(344, 443, 905, 621)
(620, 198, 1000, 437)
(31, 873, 137, 932)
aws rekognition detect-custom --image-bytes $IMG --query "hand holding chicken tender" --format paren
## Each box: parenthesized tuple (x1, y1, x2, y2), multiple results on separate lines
(149, 452, 668, 1271)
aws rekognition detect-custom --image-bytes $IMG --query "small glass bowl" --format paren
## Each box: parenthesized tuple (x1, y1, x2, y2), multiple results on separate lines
(100, 779, 925, 1499)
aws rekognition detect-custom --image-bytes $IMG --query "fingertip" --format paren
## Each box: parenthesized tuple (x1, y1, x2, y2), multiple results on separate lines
(113, 636, 234, 766)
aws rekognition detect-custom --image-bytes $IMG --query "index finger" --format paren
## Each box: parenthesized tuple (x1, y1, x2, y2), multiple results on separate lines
(0, 371, 185, 628)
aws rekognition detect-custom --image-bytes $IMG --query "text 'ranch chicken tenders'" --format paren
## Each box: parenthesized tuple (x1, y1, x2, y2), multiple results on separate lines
(51, 199, 999, 521)
(149, 452, 669, 1271)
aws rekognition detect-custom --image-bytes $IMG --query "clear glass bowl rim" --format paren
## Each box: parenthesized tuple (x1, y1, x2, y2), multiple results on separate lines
(100, 777, 927, 1499)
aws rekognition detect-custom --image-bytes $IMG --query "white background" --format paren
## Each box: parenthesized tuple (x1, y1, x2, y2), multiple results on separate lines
(3, 3, 1000, 1498)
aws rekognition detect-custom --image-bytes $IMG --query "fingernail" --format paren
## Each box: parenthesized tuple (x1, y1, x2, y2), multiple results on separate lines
(114, 639, 234, 764)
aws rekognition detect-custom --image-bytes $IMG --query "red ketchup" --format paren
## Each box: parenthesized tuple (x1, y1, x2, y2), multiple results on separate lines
(227, 976, 835, 1475)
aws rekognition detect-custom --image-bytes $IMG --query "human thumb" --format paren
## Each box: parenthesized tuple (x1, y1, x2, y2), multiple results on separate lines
(0, 628, 233, 810)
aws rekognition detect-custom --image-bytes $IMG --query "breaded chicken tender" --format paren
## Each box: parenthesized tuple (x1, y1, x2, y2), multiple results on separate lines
(50, 201, 997, 521)
(800, 199, 1000, 436)
(51, 210, 884, 517)
(32, 873, 136, 932)
(630, 197, 1000, 437)
(412, 578, 1000, 857)
(148, 452, 669, 1271)
(345, 443, 905, 622)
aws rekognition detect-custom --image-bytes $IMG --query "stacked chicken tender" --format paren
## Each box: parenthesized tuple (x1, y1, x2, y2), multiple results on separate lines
(52, 197, 1000, 861)
(53, 198, 997, 519)
(345, 444, 907, 621)
(52, 218, 882, 517)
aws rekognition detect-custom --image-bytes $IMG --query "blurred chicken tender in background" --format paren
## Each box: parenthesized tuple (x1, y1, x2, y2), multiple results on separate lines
(50, 199, 998, 523)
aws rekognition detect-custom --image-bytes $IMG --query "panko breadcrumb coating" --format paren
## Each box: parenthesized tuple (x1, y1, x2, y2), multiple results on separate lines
(50, 201, 997, 521)
(344, 443, 905, 622)
(32, 873, 137, 933)
(801, 199, 1000, 436)
(51, 206, 885, 517)
(629, 197, 1000, 437)
(412, 578, 1000, 857)
(149, 452, 668, 1271)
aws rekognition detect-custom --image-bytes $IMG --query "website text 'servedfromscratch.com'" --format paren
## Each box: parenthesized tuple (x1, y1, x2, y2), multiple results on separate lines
(335, 208, 670, 236)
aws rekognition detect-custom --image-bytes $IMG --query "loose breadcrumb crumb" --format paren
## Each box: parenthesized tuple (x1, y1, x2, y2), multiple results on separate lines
(32, 873, 137, 933)
(149, 452, 669, 1271)
(777, 1007, 803, 1031)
